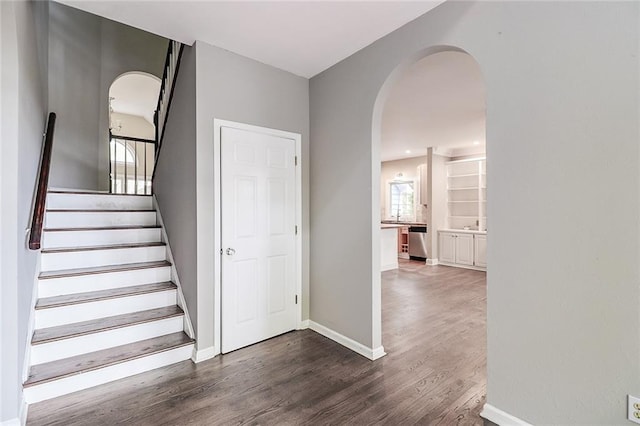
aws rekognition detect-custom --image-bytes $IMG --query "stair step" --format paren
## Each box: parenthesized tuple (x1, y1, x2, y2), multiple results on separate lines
(42, 227, 162, 249)
(47, 191, 153, 210)
(36, 282, 177, 309)
(41, 241, 165, 254)
(45, 225, 161, 231)
(41, 243, 167, 272)
(45, 210, 156, 228)
(48, 190, 151, 196)
(32, 306, 184, 345)
(39, 260, 171, 280)
(24, 332, 193, 387)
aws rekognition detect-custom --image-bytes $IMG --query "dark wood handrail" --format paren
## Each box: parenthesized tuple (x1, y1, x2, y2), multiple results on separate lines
(152, 41, 185, 181)
(29, 112, 57, 250)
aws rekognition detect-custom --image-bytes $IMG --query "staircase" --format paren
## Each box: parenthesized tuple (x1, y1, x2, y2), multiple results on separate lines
(23, 190, 194, 404)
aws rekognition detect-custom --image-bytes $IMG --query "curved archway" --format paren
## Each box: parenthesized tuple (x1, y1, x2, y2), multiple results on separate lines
(108, 72, 160, 194)
(371, 45, 487, 359)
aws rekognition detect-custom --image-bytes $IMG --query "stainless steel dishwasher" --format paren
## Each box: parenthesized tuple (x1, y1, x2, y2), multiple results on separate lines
(408, 226, 428, 261)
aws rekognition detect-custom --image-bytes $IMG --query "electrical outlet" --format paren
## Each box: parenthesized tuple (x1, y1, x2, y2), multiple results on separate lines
(628, 395, 640, 424)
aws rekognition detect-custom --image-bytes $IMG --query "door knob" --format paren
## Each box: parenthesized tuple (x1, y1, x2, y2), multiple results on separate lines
(226, 248, 236, 256)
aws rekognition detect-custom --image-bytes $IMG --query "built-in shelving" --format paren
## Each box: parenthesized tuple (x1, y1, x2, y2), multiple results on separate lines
(446, 157, 486, 231)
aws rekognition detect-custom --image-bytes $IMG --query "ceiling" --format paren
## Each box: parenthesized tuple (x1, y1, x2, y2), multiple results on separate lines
(56, 1, 444, 78)
(381, 50, 486, 162)
(109, 73, 161, 124)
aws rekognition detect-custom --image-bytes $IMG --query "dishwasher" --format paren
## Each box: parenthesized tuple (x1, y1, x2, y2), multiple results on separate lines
(408, 226, 428, 261)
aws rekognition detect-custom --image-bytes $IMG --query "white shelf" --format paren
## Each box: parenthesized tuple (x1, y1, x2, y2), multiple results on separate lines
(449, 215, 478, 219)
(448, 173, 479, 178)
(448, 200, 479, 203)
(448, 186, 479, 191)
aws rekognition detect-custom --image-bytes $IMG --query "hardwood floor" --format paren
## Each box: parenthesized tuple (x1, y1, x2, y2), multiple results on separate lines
(27, 261, 486, 425)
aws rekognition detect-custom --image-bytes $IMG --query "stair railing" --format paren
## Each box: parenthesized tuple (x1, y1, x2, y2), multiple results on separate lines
(29, 112, 57, 250)
(152, 40, 184, 180)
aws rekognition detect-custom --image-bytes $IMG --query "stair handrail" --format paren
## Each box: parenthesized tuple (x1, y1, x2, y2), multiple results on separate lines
(153, 40, 185, 179)
(29, 112, 57, 250)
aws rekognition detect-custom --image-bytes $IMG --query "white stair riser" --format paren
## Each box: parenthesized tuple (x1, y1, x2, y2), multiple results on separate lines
(41, 246, 166, 271)
(38, 266, 172, 297)
(42, 228, 161, 249)
(45, 211, 156, 228)
(24, 344, 193, 404)
(31, 316, 184, 365)
(47, 193, 152, 210)
(35, 290, 177, 328)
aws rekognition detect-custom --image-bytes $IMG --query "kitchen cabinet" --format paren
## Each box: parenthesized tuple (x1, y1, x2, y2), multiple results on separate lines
(474, 234, 487, 267)
(438, 230, 486, 270)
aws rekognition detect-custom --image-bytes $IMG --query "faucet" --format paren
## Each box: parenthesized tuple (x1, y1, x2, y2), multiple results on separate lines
(395, 207, 401, 223)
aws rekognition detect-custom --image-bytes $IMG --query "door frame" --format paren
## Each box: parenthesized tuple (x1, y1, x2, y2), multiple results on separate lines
(213, 119, 303, 355)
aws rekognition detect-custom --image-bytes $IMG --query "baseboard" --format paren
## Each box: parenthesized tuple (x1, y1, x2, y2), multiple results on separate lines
(381, 262, 398, 272)
(191, 346, 217, 363)
(308, 320, 386, 361)
(480, 404, 532, 426)
(298, 319, 310, 329)
(426, 258, 438, 266)
(437, 260, 486, 271)
(0, 397, 27, 426)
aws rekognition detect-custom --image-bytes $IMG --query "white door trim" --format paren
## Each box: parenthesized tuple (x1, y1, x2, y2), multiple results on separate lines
(213, 119, 302, 356)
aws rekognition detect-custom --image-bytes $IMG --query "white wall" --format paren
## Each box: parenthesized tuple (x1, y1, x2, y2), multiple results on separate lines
(426, 150, 447, 260)
(1, 0, 47, 422)
(153, 45, 198, 346)
(110, 112, 154, 140)
(309, 1, 639, 423)
(47, 2, 166, 191)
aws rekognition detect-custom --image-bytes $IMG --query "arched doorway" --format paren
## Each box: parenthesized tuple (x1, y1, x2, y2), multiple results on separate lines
(372, 45, 488, 416)
(108, 72, 160, 194)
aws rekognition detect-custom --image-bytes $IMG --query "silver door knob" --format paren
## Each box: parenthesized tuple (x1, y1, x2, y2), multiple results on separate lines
(226, 248, 236, 256)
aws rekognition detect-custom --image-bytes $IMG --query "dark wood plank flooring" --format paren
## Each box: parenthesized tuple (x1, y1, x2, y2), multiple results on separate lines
(27, 260, 486, 425)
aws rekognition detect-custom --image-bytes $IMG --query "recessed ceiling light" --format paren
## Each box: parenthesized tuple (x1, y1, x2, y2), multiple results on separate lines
(473, 140, 480, 145)
(405, 150, 411, 154)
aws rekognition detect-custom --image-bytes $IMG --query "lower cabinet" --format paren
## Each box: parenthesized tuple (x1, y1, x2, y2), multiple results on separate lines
(474, 234, 487, 268)
(438, 231, 486, 270)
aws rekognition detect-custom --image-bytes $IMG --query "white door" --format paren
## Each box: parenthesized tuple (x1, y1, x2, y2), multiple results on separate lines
(221, 126, 297, 353)
(439, 232, 456, 264)
(455, 234, 474, 266)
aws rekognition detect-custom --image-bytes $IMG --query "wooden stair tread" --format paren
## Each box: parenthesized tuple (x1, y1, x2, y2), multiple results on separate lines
(41, 242, 165, 254)
(45, 225, 161, 232)
(48, 190, 152, 197)
(24, 332, 193, 387)
(36, 282, 177, 310)
(39, 261, 171, 280)
(32, 306, 184, 345)
(46, 209, 155, 213)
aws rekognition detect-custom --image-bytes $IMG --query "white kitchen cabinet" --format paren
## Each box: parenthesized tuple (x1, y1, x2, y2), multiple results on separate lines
(455, 234, 474, 266)
(474, 234, 487, 267)
(439, 232, 456, 264)
(438, 230, 486, 270)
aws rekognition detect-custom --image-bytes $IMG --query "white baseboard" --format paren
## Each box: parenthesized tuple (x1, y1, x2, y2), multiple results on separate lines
(426, 258, 438, 266)
(480, 404, 532, 426)
(191, 346, 216, 363)
(308, 320, 386, 361)
(0, 397, 27, 426)
(381, 262, 398, 272)
(298, 319, 310, 329)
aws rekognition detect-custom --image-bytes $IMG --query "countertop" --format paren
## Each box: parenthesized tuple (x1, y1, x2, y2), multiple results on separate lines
(438, 228, 487, 235)
(381, 223, 405, 229)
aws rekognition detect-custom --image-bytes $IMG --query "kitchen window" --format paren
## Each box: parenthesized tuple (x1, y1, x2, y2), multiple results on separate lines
(388, 180, 415, 222)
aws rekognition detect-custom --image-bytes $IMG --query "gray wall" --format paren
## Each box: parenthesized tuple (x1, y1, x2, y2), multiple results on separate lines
(153, 46, 198, 338)
(48, 2, 166, 191)
(310, 1, 639, 424)
(192, 41, 310, 352)
(1, 0, 48, 422)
